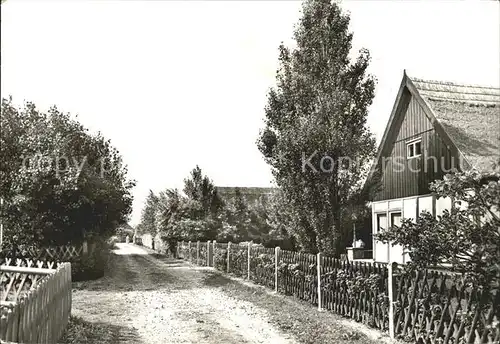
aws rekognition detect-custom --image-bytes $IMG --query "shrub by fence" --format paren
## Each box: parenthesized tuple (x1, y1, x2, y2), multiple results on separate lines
(0, 261, 72, 343)
(249, 246, 275, 289)
(177, 240, 500, 343)
(392, 269, 500, 343)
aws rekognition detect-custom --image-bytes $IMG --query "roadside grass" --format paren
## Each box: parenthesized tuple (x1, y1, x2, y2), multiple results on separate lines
(200, 269, 390, 344)
(58, 316, 143, 344)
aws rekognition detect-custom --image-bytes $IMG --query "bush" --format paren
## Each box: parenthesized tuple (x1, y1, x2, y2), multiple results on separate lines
(107, 236, 119, 249)
(72, 240, 110, 282)
(0, 239, 111, 282)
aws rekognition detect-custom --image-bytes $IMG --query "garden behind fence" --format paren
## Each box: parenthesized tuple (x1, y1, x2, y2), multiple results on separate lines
(177, 240, 499, 344)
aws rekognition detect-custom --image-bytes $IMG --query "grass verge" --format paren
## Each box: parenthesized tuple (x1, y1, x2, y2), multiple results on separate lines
(200, 269, 392, 344)
(58, 316, 143, 344)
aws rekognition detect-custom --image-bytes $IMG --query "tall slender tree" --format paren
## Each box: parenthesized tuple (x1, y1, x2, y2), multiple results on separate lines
(183, 165, 223, 218)
(257, 0, 376, 256)
(139, 190, 159, 235)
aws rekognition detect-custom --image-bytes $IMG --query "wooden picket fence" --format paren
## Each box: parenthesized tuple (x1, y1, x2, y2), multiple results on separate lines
(0, 245, 83, 263)
(0, 261, 72, 343)
(392, 268, 500, 344)
(178, 240, 500, 343)
(249, 246, 275, 289)
(0, 242, 107, 282)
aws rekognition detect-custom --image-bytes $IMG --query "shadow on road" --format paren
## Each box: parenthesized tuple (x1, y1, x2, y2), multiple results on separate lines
(73, 250, 199, 292)
(200, 271, 233, 288)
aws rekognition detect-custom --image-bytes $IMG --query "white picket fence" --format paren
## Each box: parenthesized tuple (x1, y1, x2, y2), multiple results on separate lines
(0, 261, 72, 343)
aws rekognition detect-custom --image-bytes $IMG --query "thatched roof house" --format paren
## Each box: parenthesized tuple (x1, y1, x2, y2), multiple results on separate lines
(411, 77, 500, 171)
(365, 71, 499, 264)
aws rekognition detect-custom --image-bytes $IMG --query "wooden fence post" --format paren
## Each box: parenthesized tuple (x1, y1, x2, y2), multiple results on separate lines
(274, 246, 280, 292)
(206, 241, 210, 266)
(388, 261, 397, 339)
(247, 241, 252, 280)
(317, 252, 322, 311)
(227, 242, 231, 273)
(188, 241, 191, 262)
(196, 241, 200, 265)
(212, 240, 217, 268)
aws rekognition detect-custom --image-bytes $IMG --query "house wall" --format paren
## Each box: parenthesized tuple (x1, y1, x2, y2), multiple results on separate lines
(141, 233, 154, 249)
(374, 94, 459, 201)
(371, 194, 452, 264)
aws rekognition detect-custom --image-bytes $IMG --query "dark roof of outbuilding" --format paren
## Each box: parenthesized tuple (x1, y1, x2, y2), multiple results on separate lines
(216, 187, 275, 196)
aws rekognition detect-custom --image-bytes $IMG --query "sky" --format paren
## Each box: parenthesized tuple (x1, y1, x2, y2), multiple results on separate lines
(1, 0, 499, 226)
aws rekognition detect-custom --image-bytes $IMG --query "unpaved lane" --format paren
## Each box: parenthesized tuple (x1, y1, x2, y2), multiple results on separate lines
(70, 243, 297, 344)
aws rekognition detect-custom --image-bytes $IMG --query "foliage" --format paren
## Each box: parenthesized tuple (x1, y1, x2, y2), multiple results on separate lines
(376, 170, 500, 288)
(148, 166, 223, 242)
(183, 165, 223, 218)
(0, 97, 135, 249)
(218, 189, 279, 244)
(72, 240, 111, 281)
(257, 0, 376, 256)
(59, 316, 118, 344)
(214, 248, 228, 271)
(143, 167, 292, 246)
(138, 190, 159, 235)
(227, 245, 248, 277)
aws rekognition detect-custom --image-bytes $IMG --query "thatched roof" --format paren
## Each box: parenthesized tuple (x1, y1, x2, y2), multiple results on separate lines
(412, 77, 500, 172)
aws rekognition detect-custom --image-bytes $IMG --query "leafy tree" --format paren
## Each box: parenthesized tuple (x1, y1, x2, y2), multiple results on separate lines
(376, 170, 500, 288)
(0, 97, 135, 249)
(139, 190, 159, 235)
(257, 0, 376, 255)
(219, 188, 252, 242)
(153, 166, 222, 243)
(218, 188, 296, 249)
(183, 165, 223, 218)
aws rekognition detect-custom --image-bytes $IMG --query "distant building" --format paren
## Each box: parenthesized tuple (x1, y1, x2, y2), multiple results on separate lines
(216, 186, 275, 206)
(116, 223, 135, 242)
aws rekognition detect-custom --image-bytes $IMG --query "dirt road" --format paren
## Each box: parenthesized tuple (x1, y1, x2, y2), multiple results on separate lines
(67, 243, 298, 344)
(63, 243, 385, 344)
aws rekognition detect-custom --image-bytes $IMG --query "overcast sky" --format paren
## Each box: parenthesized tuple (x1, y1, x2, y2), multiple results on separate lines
(2, 0, 499, 226)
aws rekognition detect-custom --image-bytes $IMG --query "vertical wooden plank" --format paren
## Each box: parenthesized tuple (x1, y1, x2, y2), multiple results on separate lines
(274, 246, 280, 292)
(0, 314, 7, 341)
(247, 242, 252, 280)
(227, 242, 231, 273)
(317, 252, 322, 311)
(388, 262, 396, 339)
(196, 241, 200, 265)
(5, 307, 13, 342)
(212, 240, 217, 268)
(17, 298, 25, 343)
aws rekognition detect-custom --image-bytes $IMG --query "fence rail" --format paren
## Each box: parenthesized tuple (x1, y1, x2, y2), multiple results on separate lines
(0, 261, 72, 344)
(177, 240, 500, 343)
(0, 242, 100, 281)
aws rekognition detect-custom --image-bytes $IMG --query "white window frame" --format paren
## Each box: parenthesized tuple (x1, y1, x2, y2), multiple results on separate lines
(406, 137, 422, 159)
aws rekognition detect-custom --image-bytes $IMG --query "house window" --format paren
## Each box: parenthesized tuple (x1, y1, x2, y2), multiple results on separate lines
(407, 138, 422, 158)
(376, 213, 387, 233)
(390, 212, 401, 228)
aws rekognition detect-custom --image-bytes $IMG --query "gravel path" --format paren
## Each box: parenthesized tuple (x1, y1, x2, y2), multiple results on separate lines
(68, 243, 298, 344)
